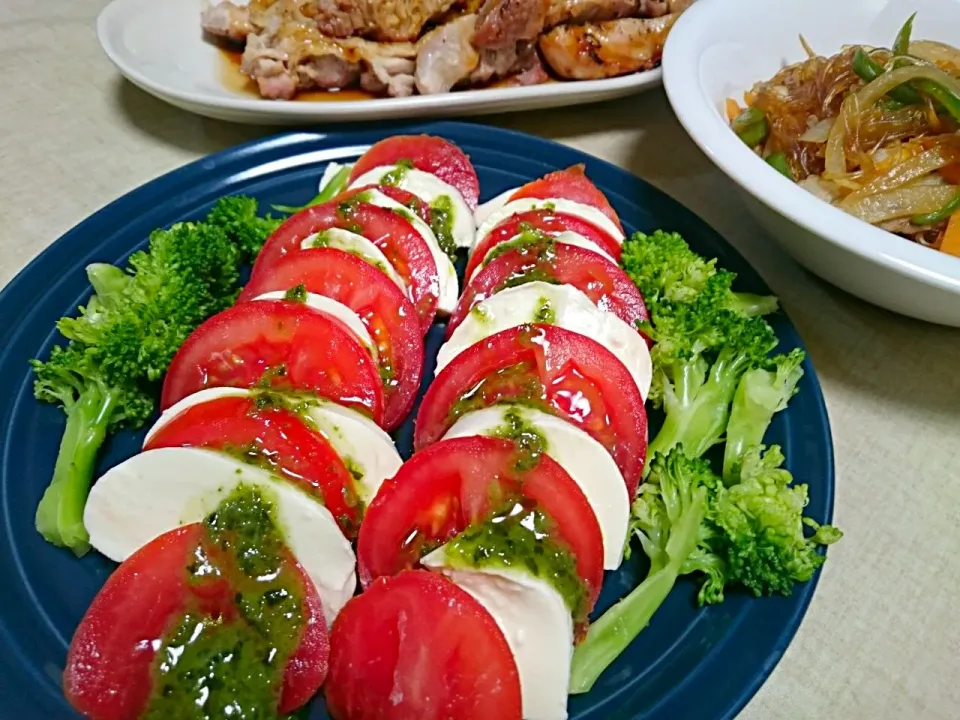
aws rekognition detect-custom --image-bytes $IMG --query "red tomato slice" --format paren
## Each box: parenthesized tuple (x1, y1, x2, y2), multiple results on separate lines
(349, 183, 432, 224)
(466, 208, 622, 281)
(357, 435, 604, 616)
(509, 165, 624, 234)
(449, 240, 650, 341)
(161, 300, 384, 425)
(238, 248, 424, 430)
(348, 135, 481, 209)
(144, 394, 364, 537)
(253, 199, 439, 332)
(326, 570, 521, 720)
(64, 524, 328, 720)
(415, 325, 647, 495)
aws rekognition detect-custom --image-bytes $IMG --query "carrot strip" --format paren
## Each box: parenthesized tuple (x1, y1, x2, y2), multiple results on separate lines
(940, 162, 960, 185)
(941, 212, 960, 258)
(725, 98, 741, 122)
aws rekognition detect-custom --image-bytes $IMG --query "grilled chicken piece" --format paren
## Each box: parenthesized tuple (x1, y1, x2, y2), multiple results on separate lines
(201, 0, 256, 41)
(474, 0, 549, 48)
(539, 14, 679, 79)
(305, 0, 461, 42)
(415, 15, 480, 94)
(239, 1, 416, 99)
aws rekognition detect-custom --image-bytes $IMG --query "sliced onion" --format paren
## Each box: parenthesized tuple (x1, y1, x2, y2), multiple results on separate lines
(799, 117, 834, 143)
(824, 65, 960, 177)
(909, 41, 960, 71)
(839, 146, 959, 207)
(841, 182, 957, 224)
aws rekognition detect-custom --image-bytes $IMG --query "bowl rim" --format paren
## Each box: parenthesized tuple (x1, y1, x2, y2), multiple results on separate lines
(661, 0, 960, 295)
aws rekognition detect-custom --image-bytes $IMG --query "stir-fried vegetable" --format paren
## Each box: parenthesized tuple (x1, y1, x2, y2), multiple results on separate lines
(727, 14, 960, 254)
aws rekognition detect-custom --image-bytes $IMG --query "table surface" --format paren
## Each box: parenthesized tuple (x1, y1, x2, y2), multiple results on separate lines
(3, 1, 959, 718)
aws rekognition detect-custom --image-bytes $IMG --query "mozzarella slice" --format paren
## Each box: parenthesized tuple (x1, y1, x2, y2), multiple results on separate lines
(145, 387, 402, 505)
(472, 197, 625, 256)
(299, 227, 407, 294)
(436, 281, 652, 401)
(422, 549, 573, 720)
(358, 188, 459, 314)
(318, 161, 352, 192)
(84, 446, 357, 624)
(252, 290, 377, 362)
(475, 187, 516, 226)
(443, 405, 629, 569)
(349, 165, 474, 250)
(466, 229, 617, 284)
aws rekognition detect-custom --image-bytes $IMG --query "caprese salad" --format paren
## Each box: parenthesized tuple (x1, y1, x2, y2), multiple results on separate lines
(57, 135, 650, 720)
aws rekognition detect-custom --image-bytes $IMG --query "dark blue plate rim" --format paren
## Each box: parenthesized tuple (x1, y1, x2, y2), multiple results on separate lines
(0, 120, 835, 720)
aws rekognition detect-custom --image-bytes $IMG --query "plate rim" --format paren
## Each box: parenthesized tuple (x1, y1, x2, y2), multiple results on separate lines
(0, 120, 835, 720)
(95, 0, 663, 121)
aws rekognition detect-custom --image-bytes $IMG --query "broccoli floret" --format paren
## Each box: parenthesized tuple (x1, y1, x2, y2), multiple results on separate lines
(31, 214, 250, 555)
(644, 273, 779, 463)
(206, 196, 283, 260)
(723, 349, 805, 483)
(570, 446, 841, 691)
(622, 230, 778, 317)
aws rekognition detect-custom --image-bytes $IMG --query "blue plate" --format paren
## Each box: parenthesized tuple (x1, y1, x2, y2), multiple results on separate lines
(0, 121, 834, 720)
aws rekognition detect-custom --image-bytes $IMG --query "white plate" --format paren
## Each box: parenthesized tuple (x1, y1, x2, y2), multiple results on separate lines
(97, 0, 664, 125)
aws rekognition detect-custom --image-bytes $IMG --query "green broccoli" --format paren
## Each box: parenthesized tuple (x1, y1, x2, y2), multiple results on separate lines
(569, 446, 841, 692)
(642, 272, 779, 463)
(206, 195, 284, 260)
(621, 230, 778, 317)
(723, 349, 805, 483)
(31, 198, 275, 555)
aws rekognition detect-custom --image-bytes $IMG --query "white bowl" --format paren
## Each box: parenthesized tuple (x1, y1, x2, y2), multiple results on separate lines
(662, 0, 960, 326)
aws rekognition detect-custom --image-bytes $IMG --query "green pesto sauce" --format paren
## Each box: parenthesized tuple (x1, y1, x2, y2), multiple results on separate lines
(336, 191, 370, 234)
(392, 207, 415, 223)
(444, 502, 587, 619)
(310, 230, 333, 248)
(144, 485, 303, 719)
(256, 364, 288, 389)
(429, 195, 457, 259)
(490, 407, 548, 472)
(483, 228, 554, 267)
(447, 362, 546, 426)
(469, 303, 492, 325)
(284, 284, 307, 303)
(380, 159, 414, 187)
(532, 297, 556, 325)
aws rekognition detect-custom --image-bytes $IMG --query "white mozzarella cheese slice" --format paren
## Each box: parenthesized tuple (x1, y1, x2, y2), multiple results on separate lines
(144, 387, 402, 505)
(348, 165, 474, 250)
(435, 281, 652, 401)
(252, 290, 377, 361)
(84, 446, 357, 624)
(299, 227, 407, 295)
(466, 229, 617, 284)
(358, 188, 459, 314)
(422, 549, 574, 720)
(474, 187, 517, 226)
(443, 405, 630, 569)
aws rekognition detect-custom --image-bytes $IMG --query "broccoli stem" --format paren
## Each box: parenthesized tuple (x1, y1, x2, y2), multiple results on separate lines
(647, 349, 748, 465)
(35, 386, 118, 556)
(569, 566, 678, 693)
(569, 486, 707, 693)
(729, 292, 779, 318)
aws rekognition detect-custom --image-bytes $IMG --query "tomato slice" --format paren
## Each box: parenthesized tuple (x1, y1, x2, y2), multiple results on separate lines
(509, 165, 624, 234)
(238, 248, 424, 430)
(144, 394, 364, 537)
(326, 570, 521, 720)
(64, 524, 328, 720)
(253, 198, 440, 332)
(416, 325, 647, 495)
(348, 135, 481, 209)
(450, 240, 649, 341)
(466, 208, 622, 280)
(161, 300, 384, 425)
(357, 435, 604, 615)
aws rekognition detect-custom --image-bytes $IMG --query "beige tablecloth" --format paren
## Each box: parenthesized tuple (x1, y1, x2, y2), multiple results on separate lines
(2, 1, 959, 718)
